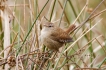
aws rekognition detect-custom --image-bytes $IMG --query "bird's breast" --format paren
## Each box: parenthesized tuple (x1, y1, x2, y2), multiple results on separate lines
(40, 32, 63, 51)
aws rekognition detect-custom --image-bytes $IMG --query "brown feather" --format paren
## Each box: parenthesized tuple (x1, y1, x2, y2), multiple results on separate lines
(50, 27, 73, 43)
(65, 24, 76, 34)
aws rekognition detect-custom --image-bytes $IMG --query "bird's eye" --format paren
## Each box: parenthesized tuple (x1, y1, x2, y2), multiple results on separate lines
(48, 23, 54, 27)
(48, 25, 52, 27)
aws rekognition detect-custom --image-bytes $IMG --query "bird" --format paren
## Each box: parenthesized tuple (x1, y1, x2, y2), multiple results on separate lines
(40, 22, 76, 51)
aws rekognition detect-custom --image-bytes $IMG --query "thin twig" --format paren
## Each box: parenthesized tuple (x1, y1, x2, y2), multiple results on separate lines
(70, 0, 105, 35)
(64, 18, 102, 53)
(16, 0, 50, 56)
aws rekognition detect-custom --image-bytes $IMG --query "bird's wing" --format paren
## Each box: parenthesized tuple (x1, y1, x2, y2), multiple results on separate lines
(50, 28, 73, 43)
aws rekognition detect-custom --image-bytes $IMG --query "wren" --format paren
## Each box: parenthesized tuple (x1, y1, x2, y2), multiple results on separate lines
(40, 22, 75, 51)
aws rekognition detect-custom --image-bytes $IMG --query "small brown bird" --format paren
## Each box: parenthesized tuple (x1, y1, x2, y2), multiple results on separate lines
(40, 22, 75, 51)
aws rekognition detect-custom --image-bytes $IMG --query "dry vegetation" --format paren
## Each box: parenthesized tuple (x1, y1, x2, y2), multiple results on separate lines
(0, 0, 106, 70)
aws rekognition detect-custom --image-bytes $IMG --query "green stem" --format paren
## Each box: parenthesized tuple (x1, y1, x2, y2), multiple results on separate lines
(50, 0, 56, 21)
(59, 0, 68, 26)
(16, 0, 50, 56)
